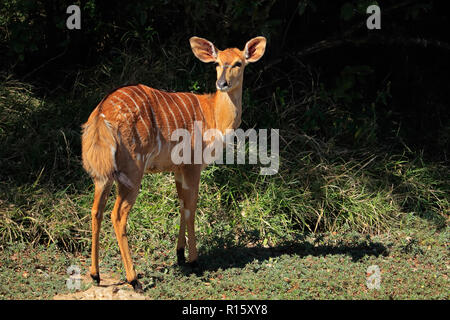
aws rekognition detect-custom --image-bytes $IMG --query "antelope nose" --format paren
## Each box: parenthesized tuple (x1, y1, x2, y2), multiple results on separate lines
(216, 79, 228, 89)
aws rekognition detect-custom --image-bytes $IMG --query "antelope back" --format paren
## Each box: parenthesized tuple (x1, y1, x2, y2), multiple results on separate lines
(90, 84, 214, 172)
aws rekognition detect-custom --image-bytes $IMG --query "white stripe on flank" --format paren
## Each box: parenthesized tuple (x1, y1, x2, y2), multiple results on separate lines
(117, 89, 151, 138)
(155, 90, 180, 132)
(166, 93, 186, 129)
(144, 147, 158, 168)
(181, 92, 205, 134)
(134, 86, 160, 133)
(156, 132, 162, 155)
(134, 86, 162, 158)
(128, 86, 154, 135)
(110, 97, 132, 126)
(144, 153, 150, 169)
(192, 94, 206, 126)
(179, 92, 198, 124)
(150, 89, 170, 138)
(173, 93, 193, 129)
(111, 95, 143, 143)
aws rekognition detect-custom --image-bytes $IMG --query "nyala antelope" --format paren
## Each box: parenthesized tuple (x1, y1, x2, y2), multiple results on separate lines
(82, 36, 266, 292)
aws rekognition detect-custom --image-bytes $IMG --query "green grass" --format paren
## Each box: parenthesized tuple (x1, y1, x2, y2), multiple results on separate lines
(0, 214, 448, 300)
(0, 51, 448, 299)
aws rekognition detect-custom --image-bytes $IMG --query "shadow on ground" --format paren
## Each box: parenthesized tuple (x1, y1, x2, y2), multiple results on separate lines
(178, 236, 389, 276)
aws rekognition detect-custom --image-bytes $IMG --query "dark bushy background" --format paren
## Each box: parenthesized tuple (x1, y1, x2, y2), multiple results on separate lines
(1, 0, 448, 161)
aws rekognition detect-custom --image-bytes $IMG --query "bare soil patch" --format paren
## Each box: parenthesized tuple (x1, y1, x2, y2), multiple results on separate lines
(53, 273, 148, 300)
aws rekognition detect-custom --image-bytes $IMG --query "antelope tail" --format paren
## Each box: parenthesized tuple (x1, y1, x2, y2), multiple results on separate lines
(81, 114, 133, 188)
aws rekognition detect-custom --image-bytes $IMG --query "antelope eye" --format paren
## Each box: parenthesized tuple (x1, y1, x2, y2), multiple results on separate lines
(233, 62, 242, 68)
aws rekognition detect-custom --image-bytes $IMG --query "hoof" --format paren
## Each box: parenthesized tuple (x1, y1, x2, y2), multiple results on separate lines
(176, 248, 185, 265)
(90, 273, 100, 285)
(188, 260, 199, 269)
(129, 279, 144, 293)
(187, 260, 201, 275)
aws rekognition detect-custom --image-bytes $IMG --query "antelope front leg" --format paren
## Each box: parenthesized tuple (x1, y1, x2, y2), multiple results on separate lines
(174, 172, 187, 265)
(175, 166, 201, 266)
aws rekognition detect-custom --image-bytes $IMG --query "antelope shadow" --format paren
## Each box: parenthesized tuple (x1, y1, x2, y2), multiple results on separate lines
(178, 233, 389, 276)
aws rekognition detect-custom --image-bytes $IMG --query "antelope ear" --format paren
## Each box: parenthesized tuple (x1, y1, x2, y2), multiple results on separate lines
(244, 36, 266, 64)
(189, 36, 218, 63)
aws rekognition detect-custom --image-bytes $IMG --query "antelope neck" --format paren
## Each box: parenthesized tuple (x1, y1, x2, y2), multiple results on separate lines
(211, 83, 243, 133)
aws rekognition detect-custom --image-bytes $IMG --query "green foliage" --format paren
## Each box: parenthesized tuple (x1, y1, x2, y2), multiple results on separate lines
(0, 0, 44, 62)
(0, 72, 447, 252)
